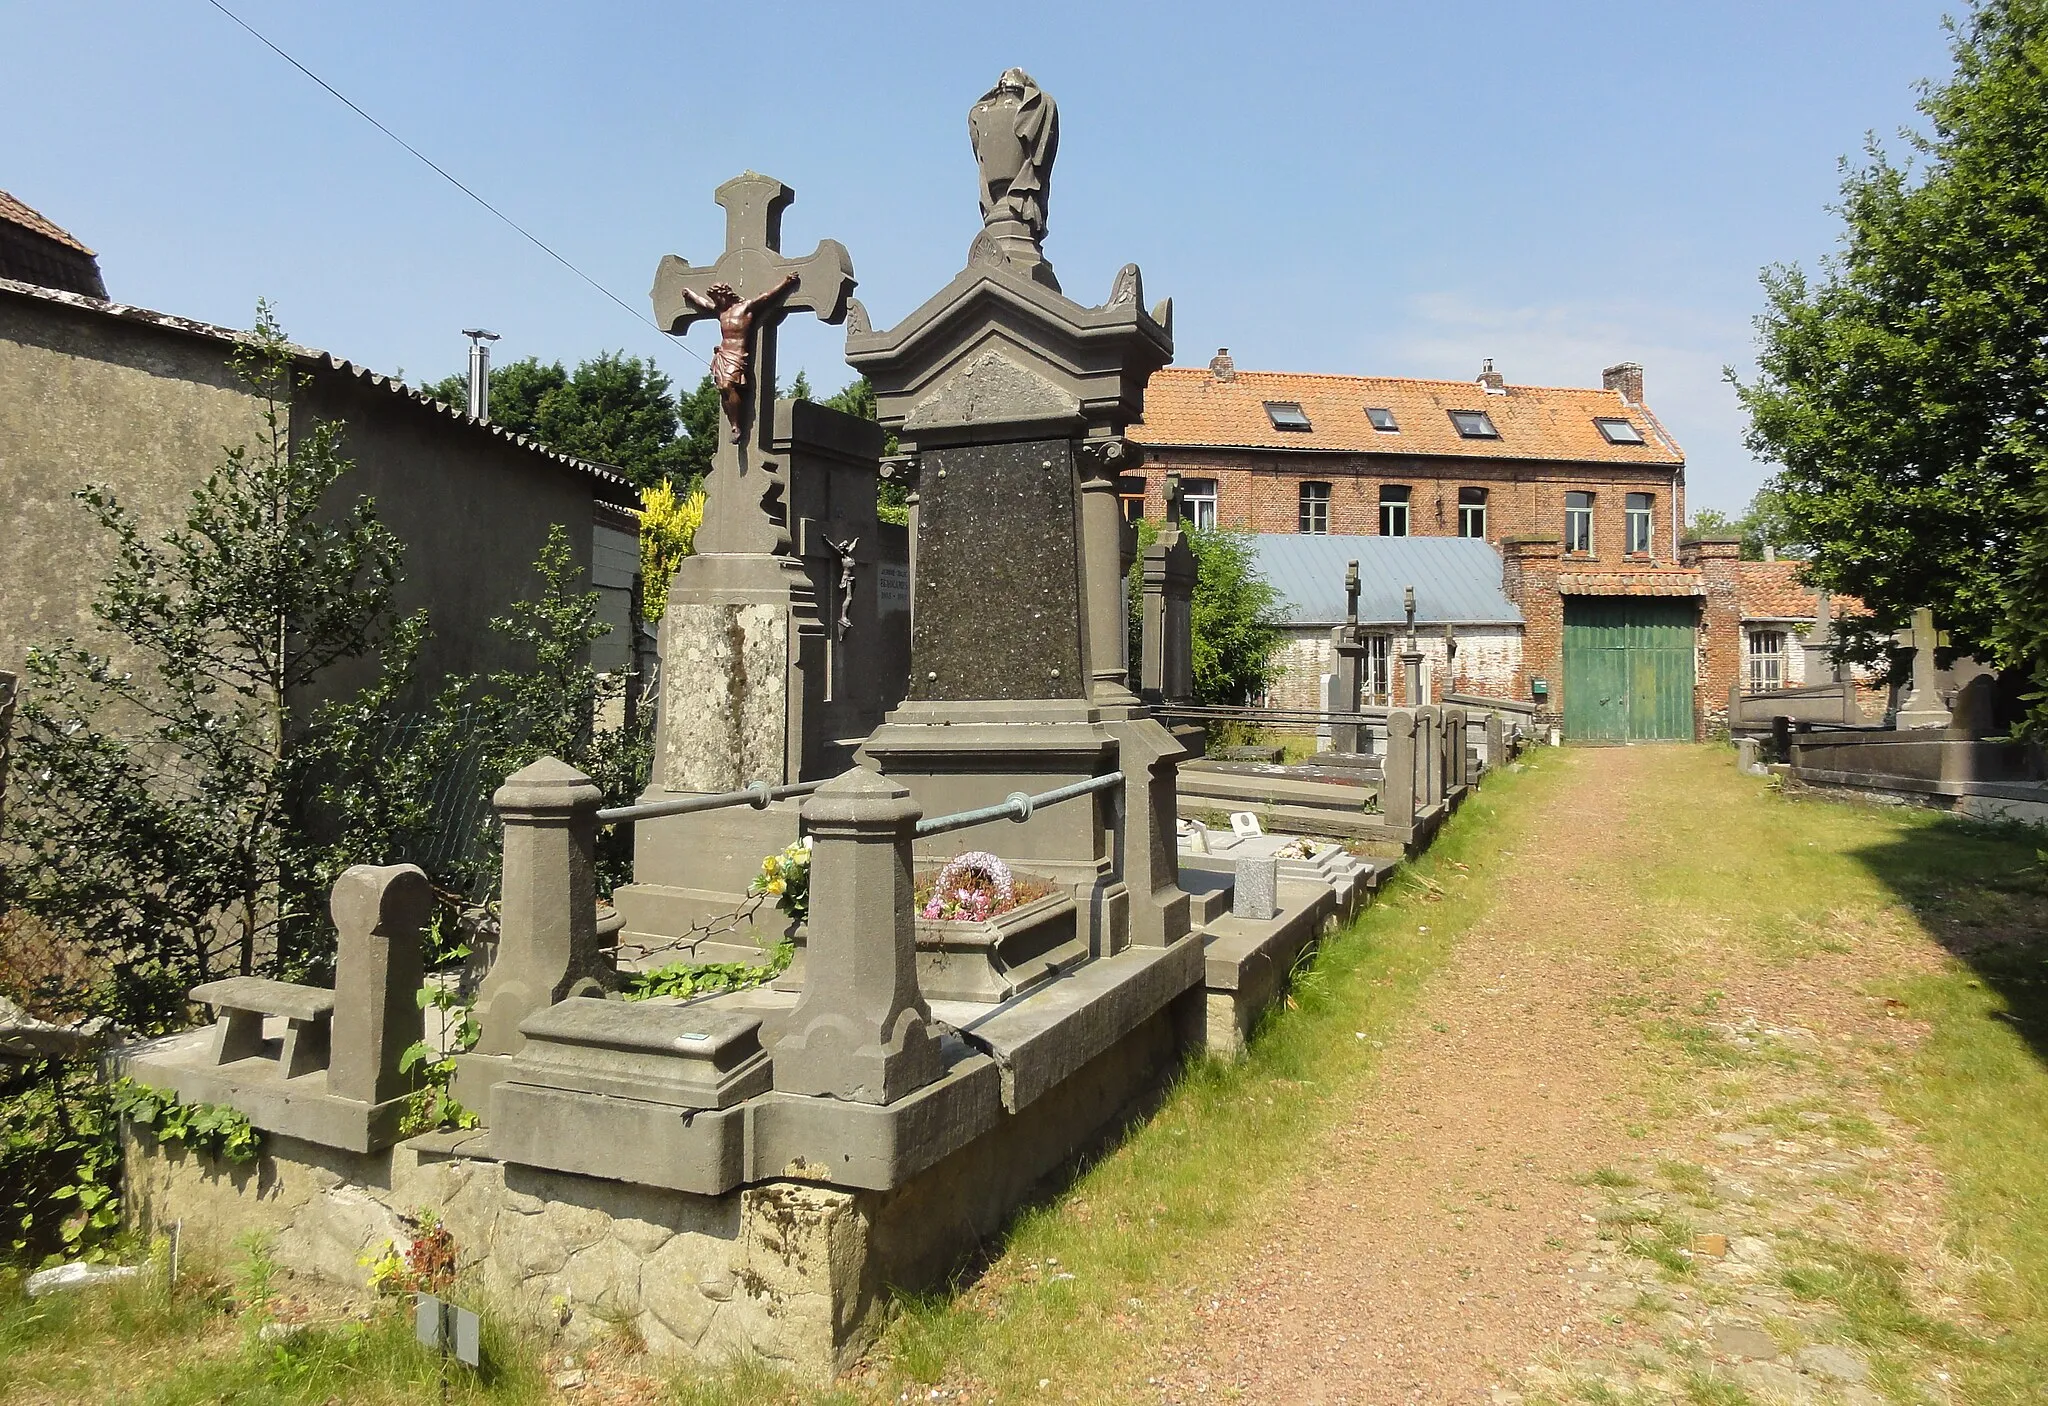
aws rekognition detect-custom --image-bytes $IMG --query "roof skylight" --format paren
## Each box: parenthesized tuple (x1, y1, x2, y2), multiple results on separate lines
(1595, 417, 1645, 445)
(1264, 401, 1313, 432)
(1448, 409, 1499, 439)
(1366, 407, 1399, 432)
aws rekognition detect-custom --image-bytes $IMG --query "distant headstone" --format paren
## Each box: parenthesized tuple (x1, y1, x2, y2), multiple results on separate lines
(1232, 856, 1279, 921)
(1894, 608, 1953, 730)
(1230, 812, 1263, 838)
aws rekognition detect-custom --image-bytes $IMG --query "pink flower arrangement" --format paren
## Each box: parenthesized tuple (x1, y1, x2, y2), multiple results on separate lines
(921, 850, 1015, 923)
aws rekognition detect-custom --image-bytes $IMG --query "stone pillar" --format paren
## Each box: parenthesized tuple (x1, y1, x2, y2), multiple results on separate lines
(474, 758, 612, 1058)
(1106, 717, 1191, 948)
(1484, 712, 1504, 773)
(1079, 445, 1141, 708)
(775, 767, 943, 1104)
(1400, 648, 1425, 708)
(1443, 706, 1468, 789)
(1330, 629, 1365, 753)
(1381, 709, 1417, 825)
(1141, 521, 1197, 703)
(327, 864, 432, 1107)
(1414, 706, 1443, 807)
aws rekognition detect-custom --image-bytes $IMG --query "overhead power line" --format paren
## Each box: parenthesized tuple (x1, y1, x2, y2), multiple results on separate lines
(200, 0, 705, 370)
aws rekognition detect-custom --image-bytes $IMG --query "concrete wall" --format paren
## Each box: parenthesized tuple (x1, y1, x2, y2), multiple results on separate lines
(0, 287, 625, 717)
(296, 364, 605, 711)
(0, 291, 265, 676)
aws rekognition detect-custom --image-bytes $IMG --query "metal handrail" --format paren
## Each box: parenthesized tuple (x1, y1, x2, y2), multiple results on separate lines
(914, 772, 1123, 839)
(596, 779, 821, 826)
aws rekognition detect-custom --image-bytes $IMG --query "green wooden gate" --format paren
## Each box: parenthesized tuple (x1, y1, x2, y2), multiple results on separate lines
(1562, 598, 1697, 742)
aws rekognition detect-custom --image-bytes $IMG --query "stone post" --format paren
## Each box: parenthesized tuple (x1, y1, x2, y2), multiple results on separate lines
(1443, 706, 1468, 789)
(474, 757, 612, 1058)
(1330, 630, 1365, 754)
(1381, 709, 1417, 828)
(328, 864, 432, 1107)
(1141, 512, 1197, 704)
(1484, 712, 1504, 774)
(1400, 647, 1425, 708)
(1079, 443, 1141, 708)
(775, 767, 943, 1104)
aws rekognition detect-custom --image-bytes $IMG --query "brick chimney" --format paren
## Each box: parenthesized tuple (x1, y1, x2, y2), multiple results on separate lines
(1602, 361, 1644, 405)
(1477, 357, 1506, 394)
(1209, 347, 1235, 383)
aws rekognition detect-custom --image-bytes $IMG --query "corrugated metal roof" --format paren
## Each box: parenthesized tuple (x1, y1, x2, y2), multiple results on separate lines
(1247, 534, 1522, 627)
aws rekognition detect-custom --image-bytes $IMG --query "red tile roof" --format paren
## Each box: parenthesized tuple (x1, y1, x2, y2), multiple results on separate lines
(1557, 570, 1704, 596)
(1731, 560, 1867, 622)
(1133, 365, 1684, 466)
(0, 190, 94, 256)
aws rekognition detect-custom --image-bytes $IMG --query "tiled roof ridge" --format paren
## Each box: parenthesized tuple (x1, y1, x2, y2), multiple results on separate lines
(0, 190, 95, 256)
(1152, 364, 1651, 401)
(0, 275, 633, 499)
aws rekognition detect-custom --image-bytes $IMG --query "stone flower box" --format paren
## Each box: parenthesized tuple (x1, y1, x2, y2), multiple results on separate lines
(914, 887, 1084, 1003)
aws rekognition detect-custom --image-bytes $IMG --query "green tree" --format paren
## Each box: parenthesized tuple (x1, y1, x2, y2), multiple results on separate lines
(422, 526, 651, 897)
(1126, 519, 1286, 705)
(1, 306, 427, 1030)
(428, 353, 700, 491)
(1688, 489, 1798, 561)
(1734, 0, 2048, 682)
(676, 373, 721, 487)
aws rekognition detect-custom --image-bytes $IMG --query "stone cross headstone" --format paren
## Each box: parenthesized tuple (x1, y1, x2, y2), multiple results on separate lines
(1141, 472, 1196, 702)
(652, 172, 856, 555)
(1800, 589, 1840, 684)
(1894, 607, 1952, 730)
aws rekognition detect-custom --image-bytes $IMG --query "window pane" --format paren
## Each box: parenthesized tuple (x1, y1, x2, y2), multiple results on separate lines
(1458, 486, 1486, 504)
(1266, 401, 1313, 431)
(1450, 410, 1499, 438)
(1596, 418, 1645, 444)
(1366, 407, 1399, 432)
(1298, 482, 1330, 534)
(1566, 491, 1593, 509)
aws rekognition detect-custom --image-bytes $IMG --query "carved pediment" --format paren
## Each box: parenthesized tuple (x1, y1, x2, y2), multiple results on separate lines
(902, 347, 1081, 433)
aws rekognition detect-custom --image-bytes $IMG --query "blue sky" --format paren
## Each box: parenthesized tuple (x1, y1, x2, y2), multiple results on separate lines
(6, 1, 1957, 513)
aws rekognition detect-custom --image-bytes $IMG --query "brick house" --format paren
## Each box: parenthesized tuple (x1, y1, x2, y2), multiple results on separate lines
(1128, 352, 1812, 740)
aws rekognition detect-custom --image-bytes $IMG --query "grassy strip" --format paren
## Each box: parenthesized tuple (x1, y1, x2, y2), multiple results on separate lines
(1620, 751, 2048, 1399)
(816, 751, 1568, 1404)
(0, 1255, 548, 1404)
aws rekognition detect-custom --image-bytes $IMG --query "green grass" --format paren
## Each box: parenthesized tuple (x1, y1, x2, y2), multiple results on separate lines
(0, 1257, 549, 1405)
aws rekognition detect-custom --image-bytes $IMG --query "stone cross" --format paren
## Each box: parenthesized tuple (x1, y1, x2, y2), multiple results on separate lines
(1894, 606, 1952, 730)
(651, 172, 855, 554)
(1163, 471, 1186, 526)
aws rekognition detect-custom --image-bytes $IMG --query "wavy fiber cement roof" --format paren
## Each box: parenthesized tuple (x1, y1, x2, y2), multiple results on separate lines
(1249, 534, 1521, 628)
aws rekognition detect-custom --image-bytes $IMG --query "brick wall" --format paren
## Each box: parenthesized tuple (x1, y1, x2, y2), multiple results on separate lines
(1136, 449, 1685, 563)
(1689, 538, 1744, 737)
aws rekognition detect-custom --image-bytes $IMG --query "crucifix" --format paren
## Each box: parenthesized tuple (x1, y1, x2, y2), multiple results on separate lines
(651, 172, 855, 555)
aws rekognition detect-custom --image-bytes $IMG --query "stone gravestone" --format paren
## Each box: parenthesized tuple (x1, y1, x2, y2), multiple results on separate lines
(1329, 561, 1365, 754)
(611, 174, 910, 962)
(1893, 607, 1953, 730)
(847, 70, 1190, 954)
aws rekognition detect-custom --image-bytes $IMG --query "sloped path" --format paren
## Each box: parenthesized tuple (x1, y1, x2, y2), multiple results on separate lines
(1159, 746, 1967, 1405)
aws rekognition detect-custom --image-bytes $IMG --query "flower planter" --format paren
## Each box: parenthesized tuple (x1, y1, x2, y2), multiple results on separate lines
(912, 889, 1084, 1003)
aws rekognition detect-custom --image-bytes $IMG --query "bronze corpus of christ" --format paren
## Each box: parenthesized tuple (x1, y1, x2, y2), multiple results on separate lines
(680, 274, 799, 441)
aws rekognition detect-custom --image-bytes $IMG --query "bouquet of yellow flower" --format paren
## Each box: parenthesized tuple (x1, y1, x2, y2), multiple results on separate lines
(749, 837, 811, 922)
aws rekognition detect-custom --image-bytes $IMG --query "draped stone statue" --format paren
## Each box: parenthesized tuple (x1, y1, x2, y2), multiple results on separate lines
(968, 68, 1060, 286)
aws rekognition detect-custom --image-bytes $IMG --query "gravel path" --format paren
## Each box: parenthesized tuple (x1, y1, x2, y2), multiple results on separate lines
(1161, 746, 1964, 1405)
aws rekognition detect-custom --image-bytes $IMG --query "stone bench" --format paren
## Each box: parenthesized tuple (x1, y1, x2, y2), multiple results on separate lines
(190, 976, 335, 1079)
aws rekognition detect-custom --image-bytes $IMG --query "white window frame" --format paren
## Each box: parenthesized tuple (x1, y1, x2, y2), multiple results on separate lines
(1566, 492, 1595, 555)
(1748, 629, 1787, 692)
(1181, 477, 1219, 531)
(1364, 634, 1391, 701)
(1379, 485, 1411, 537)
(1625, 493, 1654, 556)
(1458, 487, 1487, 539)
